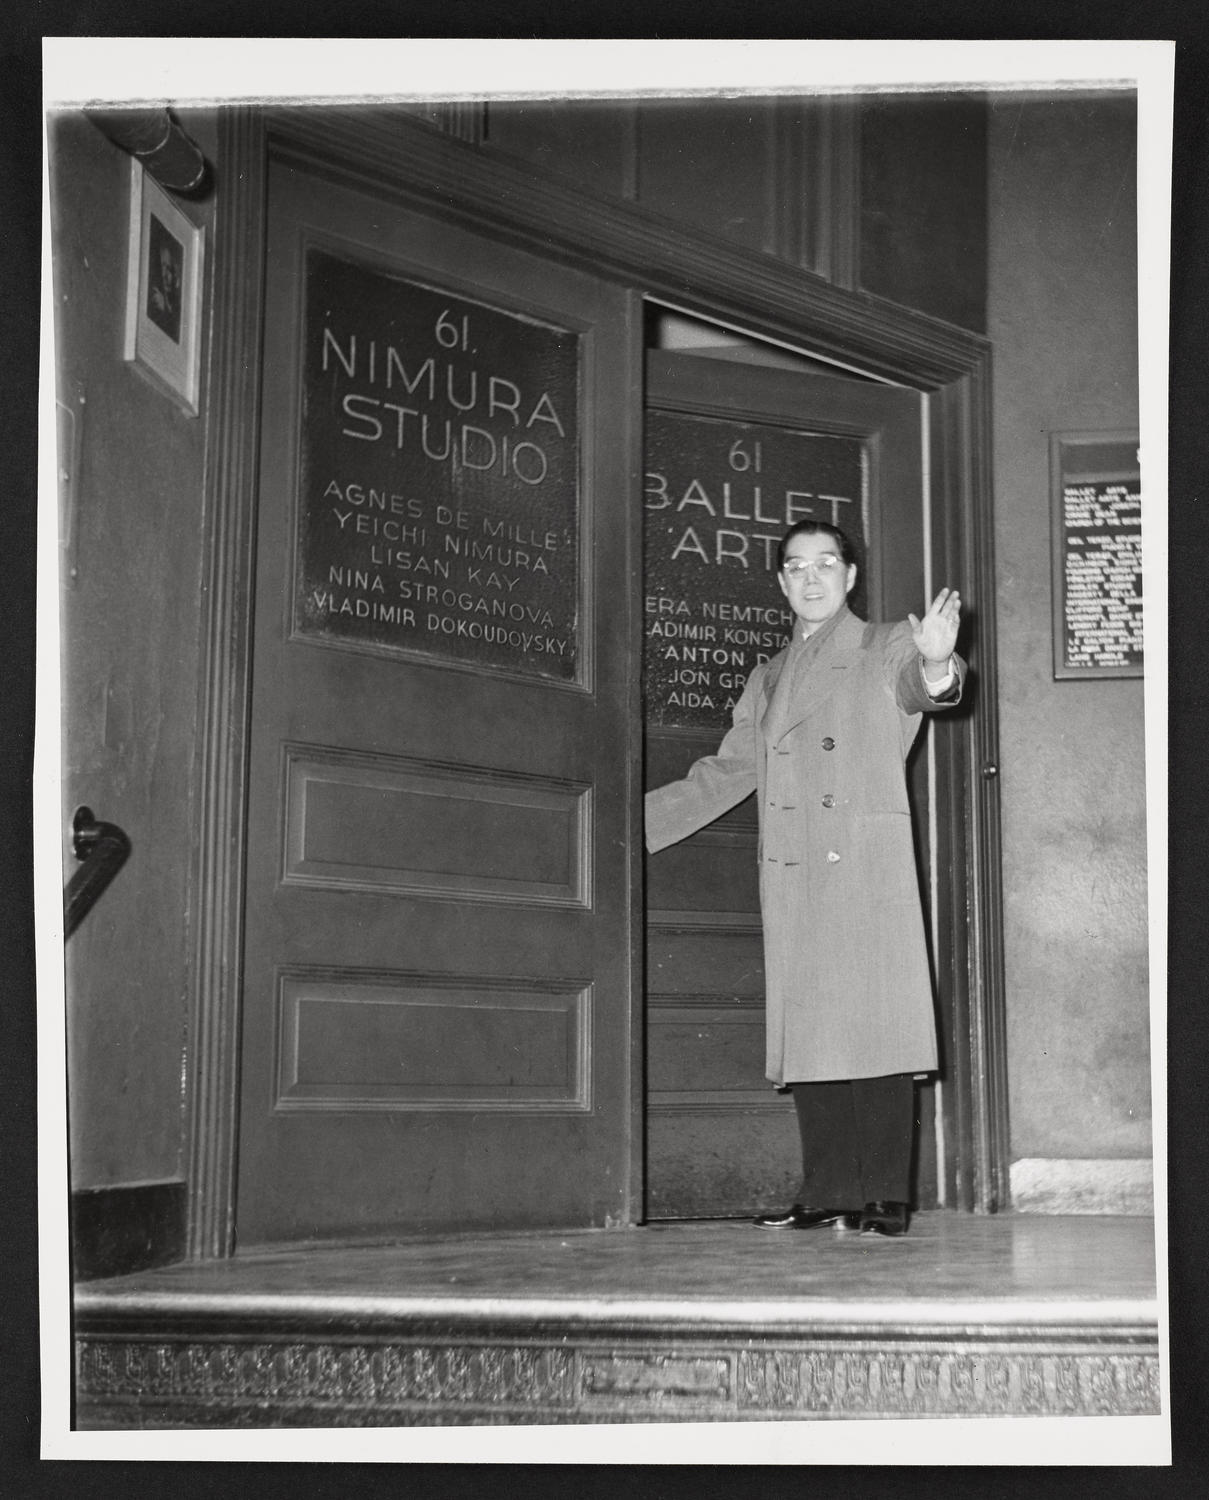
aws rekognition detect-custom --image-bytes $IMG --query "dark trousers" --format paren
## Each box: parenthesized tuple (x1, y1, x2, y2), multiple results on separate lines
(790, 1073, 915, 1207)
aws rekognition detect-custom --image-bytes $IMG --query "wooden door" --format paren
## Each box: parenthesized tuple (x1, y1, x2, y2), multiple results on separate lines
(643, 350, 941, 1218)
(234, 158, 640, 1247)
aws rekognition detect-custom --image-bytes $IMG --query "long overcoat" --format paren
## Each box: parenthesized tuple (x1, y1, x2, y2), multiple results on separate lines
(645, 606, 966, 1086)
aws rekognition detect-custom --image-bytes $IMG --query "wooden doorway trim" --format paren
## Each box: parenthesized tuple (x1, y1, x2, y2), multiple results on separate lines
(188, 105, 1007, 1256)
(186, 107, 267, 1258)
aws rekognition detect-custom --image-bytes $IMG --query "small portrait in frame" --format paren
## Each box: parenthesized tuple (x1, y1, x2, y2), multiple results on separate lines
(123, 159, 204, 413)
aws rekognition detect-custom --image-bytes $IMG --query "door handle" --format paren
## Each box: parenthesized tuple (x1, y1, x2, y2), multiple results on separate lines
(64, 806, 132, 939)
(981, 763, 999, 780)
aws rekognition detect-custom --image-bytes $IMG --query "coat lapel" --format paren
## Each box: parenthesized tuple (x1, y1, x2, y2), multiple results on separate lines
(771, 611, 867, 744)
(758, 648, 789, 732)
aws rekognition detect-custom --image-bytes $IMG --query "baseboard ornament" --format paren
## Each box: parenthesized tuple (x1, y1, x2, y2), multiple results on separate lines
(1010, 1159, 1154, 1216)
(76, 1329, 1159, 1426)
(71, 1181, 187, 1282)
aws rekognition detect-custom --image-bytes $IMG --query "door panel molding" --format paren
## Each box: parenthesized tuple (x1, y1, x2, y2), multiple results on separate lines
(649, 1097, 791, 1114)
(188, 105, 1003, 1256)
(647, 914, 765, 934)
(648, 994, 768, 1011)
(274, 968, 593, 1113)
(282, 744, 593, 910)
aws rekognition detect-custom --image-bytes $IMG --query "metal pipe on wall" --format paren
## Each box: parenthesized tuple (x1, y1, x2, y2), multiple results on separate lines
(85, 107, 210, 196)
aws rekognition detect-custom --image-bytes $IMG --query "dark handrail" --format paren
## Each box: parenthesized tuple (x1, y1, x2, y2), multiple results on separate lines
(64, 807, 132, 940)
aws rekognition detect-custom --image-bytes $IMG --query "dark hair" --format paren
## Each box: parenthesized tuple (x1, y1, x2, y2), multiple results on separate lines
(776, 520, 857, 571)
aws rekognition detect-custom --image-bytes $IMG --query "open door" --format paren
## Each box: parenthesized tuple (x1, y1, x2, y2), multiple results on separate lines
(643, 348, 952, 1218)
(233, 157, 640, 1247)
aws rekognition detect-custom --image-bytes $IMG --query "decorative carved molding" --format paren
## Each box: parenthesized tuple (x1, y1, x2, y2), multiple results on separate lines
(76, 1330, 1160, 1425)
(734, 1345, 1160, 1418)
(582, 1351, 731, 1405)
(77, 1339, 578, 1411)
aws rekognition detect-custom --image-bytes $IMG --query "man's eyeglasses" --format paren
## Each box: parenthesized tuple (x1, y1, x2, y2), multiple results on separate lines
(782, 554, 843, 578)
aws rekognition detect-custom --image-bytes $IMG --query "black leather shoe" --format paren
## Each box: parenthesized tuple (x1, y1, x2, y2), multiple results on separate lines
(858, 1200, 910, 1236)
(753, 1204, 859, 1230)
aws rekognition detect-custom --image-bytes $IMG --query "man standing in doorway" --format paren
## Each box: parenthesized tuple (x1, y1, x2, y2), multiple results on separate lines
(645, 520, 964, 1236)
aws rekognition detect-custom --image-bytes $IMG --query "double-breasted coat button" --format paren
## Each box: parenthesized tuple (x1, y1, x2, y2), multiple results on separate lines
(821, 794, 836, 809)
(826, 850, 841, 863)
(822, 737, 835, 750)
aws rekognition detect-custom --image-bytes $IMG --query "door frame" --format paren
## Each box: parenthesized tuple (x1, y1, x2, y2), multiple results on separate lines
(641, 354, 954, 1217)
(187, 104, 1006, 1257)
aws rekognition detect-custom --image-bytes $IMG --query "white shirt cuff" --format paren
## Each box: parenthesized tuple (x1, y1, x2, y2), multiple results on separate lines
(921, 656, 956, 696)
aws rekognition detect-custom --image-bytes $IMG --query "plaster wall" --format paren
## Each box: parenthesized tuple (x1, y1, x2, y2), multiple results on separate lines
(52, 111, 217, 1188)
(986, 95, 1150, 1175)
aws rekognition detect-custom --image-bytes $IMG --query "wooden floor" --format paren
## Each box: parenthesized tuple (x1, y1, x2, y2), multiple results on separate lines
(74, 1211, 1162, 1427)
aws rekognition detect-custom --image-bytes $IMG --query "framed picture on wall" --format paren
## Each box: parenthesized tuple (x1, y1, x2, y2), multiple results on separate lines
(122, 159, 204, 415)
(1050, 430, 1143, 680)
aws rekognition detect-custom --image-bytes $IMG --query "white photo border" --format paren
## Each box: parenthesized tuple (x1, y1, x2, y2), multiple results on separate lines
(38, 38, 1173, 1469)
